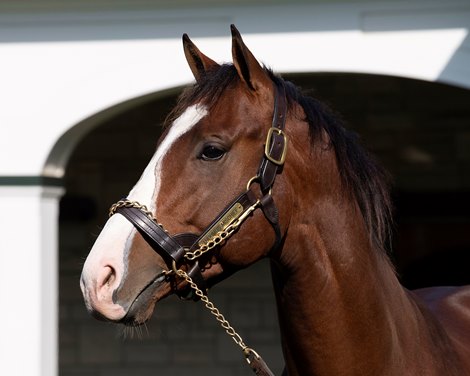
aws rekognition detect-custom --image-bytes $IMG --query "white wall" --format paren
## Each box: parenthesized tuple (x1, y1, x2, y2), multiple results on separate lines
(0, 185, 63, 376)
(0, 0, 469, 178)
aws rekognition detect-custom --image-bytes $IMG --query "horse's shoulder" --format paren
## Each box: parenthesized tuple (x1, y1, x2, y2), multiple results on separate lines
(413, 285, 470, 315)
(412, 286, 470, 366)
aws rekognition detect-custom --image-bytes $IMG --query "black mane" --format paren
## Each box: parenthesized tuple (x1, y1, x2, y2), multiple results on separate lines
(166, 64, 393, 253)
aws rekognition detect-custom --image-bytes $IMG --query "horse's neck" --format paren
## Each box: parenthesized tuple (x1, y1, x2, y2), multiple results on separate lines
(271, 191, 436, 376)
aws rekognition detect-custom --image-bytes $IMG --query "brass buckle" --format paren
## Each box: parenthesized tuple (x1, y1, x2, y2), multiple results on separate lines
(264, 127, 288, 165)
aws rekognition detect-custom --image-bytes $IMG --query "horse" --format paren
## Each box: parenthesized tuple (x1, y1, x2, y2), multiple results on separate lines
(80, 25, 470, 375)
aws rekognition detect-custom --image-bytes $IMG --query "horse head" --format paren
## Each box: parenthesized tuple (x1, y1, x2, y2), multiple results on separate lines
(80, 25, 294, 326)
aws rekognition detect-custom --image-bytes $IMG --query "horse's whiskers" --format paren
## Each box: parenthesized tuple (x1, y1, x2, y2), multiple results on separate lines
(117, 321, 150, 341)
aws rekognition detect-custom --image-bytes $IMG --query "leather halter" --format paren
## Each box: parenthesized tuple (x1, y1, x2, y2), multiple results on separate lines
(110, 80, 288, 300)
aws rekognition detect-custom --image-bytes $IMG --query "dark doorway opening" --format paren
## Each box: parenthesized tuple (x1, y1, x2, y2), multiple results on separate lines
(285, 73, 470, 289)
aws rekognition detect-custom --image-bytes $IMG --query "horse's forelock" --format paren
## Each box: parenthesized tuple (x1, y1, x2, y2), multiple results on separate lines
(164, 64, 239, 129)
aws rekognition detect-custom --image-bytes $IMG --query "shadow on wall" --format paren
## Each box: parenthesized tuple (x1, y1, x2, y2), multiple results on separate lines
(1, 2, 469, 43)
(362, 6, 470, 88)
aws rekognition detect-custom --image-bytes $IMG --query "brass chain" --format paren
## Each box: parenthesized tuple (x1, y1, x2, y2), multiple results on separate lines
(110, 199, 260, 263)
(183, 221, 236, 260)
(174, 267, 255, 356)
(109, 199, 167, 232)
(109, 200, 247, 348)
(109, 198, 264, 367)
(184, 200, 260, 261)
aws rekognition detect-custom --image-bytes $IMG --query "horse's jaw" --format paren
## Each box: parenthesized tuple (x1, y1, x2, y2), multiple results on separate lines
(119, 275, 174, 326)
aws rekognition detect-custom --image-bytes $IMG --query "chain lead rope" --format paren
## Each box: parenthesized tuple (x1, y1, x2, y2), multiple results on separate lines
(173, 266, 274, 375)
(109, 198, 275, 375)
(173, 267, 248, 350)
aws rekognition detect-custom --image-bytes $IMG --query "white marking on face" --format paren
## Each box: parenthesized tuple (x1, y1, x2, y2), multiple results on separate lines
(128, 104, 208, 211)
(81, 104, 208, 318)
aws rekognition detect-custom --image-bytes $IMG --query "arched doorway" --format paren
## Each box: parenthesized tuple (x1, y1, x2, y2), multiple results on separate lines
(58, 73, 470, 374)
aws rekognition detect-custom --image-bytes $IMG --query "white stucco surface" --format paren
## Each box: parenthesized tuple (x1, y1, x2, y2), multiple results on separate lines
(0, 186, 62, 376)
(0, 0, 468, 177)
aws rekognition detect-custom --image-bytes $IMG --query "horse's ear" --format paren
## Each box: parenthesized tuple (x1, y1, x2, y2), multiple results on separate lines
(183, 33, 219, 82)
(231, 24, 271, 91)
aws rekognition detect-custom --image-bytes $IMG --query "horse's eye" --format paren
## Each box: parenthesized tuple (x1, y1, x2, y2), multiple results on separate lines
(200, 145, 225, 161)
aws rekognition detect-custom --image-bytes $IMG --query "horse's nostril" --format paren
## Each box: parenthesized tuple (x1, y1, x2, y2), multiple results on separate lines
(101, 265, 116, 288)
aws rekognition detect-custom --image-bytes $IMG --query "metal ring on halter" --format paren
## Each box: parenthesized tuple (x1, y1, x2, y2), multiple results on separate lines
(171, 260, 179, 274)
(244, 347, 261, 363)
(246, 175, 260, 190)
(246, 175, 273, 195)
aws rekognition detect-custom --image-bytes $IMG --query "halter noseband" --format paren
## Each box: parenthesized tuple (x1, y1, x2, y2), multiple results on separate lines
(109, 80, 288, 300)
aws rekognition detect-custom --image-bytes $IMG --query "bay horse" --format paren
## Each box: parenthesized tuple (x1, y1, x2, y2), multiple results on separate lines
(80, 25, 470, 375)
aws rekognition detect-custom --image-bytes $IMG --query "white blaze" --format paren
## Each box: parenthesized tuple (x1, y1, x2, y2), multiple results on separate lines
(128, 104, 208, 210)
(81, 104, 207, 317)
